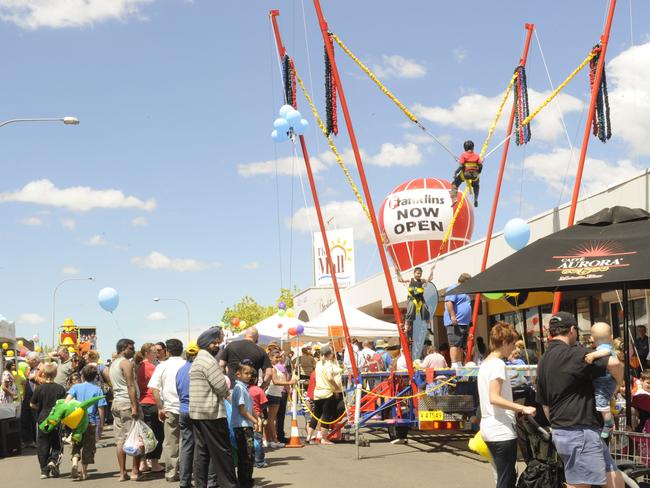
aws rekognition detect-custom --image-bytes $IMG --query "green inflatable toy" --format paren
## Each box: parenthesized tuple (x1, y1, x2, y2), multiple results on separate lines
(39, 396, 105, 443)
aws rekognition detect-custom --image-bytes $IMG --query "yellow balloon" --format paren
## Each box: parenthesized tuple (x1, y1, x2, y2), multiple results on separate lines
(468, 431, 491, 461)
(17, 340, 23, 348)
(240, 320, 248, 328)
(35, 346, 42, 353)
(7, 350, 15, 357)
(286, 308, 295, 318)
(1, 343, 8, 350)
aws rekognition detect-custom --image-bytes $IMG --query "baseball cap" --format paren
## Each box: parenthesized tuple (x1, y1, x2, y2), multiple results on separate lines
(549, 311, 578, 327)
(186, 340, 199, 356)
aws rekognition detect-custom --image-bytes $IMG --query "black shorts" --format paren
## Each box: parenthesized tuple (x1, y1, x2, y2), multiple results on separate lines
(445, 324, 469, 348)
(266, 395, 283, 406)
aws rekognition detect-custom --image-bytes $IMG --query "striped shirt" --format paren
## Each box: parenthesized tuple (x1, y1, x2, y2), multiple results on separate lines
(189, 349, 229, 420)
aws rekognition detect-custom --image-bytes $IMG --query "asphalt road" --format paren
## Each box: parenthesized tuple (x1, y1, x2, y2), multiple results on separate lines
(1, 424, 494, 487)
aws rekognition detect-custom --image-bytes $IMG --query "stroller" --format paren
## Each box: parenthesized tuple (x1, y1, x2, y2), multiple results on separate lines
(516, 414, 564, 488)
(518, 415, 650, 488)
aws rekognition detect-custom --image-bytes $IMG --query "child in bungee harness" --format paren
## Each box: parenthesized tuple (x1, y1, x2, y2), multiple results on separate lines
(451, 140, 482, 207)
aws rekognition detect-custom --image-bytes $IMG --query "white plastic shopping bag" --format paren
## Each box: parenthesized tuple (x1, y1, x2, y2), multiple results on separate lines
(122, 419, 158, 456)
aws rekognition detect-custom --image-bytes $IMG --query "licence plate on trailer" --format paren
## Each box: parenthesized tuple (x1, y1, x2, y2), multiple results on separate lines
(418, 410, 444, 421)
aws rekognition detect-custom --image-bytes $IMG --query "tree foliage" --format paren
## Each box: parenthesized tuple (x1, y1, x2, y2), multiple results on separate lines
(221, 287, 300, 333)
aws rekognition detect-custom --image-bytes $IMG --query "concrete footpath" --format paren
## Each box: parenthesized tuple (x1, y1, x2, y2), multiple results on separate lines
(1, 427, 494, 487)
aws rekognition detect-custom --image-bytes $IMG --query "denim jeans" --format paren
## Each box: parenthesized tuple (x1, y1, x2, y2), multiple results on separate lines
(253, 431, 265, 464)
(485, 438, 518, 488)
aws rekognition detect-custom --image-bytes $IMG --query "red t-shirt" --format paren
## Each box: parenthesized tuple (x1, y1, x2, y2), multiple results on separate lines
(458, 151, 482, 170)
(137, 360, 156, 405)
(249, 385, 268, 416)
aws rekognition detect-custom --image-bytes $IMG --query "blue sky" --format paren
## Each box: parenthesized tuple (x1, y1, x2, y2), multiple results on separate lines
(1, 0, 648, 358)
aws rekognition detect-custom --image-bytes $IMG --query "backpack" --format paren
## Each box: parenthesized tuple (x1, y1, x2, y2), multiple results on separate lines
(367, 353, 385, 372)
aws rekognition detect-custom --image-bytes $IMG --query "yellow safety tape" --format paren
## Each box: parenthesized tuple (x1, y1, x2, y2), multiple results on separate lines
(520, 51, 595, 128)
(437, 186, 471, 257)
(480, 72, 518, 159)
(331, 33, 418, 123)
(294, 71, 372, 223)
(295, 386, 348, 425)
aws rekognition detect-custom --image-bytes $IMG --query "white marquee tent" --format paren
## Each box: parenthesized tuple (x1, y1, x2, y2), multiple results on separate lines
(302, 300, 399, 340)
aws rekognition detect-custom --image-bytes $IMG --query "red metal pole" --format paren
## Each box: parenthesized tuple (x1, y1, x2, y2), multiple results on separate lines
(466, 24, 535, 360)
(312, 0, 415, 379)
(551, 0, 617, 314)
(269, 10, 360, 381)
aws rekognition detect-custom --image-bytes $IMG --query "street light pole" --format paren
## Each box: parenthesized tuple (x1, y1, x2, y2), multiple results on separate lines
(153, 298, 191, 343)
(0, 117, 80, 129)
(52, 277, 94, 349)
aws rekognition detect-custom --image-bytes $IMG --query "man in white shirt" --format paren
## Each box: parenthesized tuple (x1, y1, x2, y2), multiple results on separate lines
(148, 339, 186, 483)
(343, 338, 367, 372)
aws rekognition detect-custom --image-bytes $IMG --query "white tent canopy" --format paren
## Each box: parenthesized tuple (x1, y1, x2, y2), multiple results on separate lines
(302, 300, 399, 340)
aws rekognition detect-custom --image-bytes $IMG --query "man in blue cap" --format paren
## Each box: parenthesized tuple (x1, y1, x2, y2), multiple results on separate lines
(189, 326, 237, 488)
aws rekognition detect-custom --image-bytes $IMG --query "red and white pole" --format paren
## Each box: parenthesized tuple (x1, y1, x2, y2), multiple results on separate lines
(269, 10, 360, 381)
(466, 24, 535, 360)
(312, 0, 415, 379)
(552, 0, 617, 313)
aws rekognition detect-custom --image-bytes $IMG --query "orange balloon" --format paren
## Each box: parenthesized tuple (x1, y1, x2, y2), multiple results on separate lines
(631, 356, 641, 369)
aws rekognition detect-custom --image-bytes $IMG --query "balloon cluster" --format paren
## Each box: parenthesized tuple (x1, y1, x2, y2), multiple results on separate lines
(277, 302, 295, 318)
(288, 324, 305, 337)
(223, 317, 247, 332)
(271, 105, 309, 143)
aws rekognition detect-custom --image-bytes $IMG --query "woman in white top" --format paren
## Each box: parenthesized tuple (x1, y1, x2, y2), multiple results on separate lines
(265, 349, 296, 448)
(478, 323, 536, 488)
(306, 344, 342, 445)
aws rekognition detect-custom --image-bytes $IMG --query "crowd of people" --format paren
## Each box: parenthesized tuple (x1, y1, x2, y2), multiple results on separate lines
(3, 301, 650, 488)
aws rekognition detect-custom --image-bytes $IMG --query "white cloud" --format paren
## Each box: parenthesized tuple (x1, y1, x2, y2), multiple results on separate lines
(86, 234, 106, 246)
(131, 251, 211, 272)
(63, 266, 80, 275)
(17, 313, 46, 325)
(0, 0, 154, 30)
(20, 216, 42, 226)
(287, 200, 373, 243)
(367, 142, 422, 167)
(146, 312, 167, 321)
(237, 154, 327, 178)
(61, 219, 76, 230)
(132, 216, 148, 227)
(413, 88, 583, 143)
(372, 55, 426, 79)
(0, 179, 156, 212)
(453, 47, 467, 63)
(607, 42, 650, 155)
(238, 142, 422, 177)
(242, 261, 259, 270)
(522, 148, 643, 194)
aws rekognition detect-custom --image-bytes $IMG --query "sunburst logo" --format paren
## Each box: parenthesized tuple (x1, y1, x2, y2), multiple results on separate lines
(553, 240, 635, 259)
(330, 238, 353, 263)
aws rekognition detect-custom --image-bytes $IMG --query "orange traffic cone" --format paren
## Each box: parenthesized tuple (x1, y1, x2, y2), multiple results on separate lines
(284, 418, 304, 448)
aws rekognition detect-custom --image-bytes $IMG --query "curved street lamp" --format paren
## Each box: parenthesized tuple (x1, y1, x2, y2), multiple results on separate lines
(153, 297, 191, 343)
(52, 277, 94, 349)
(0, 116, 80, 129)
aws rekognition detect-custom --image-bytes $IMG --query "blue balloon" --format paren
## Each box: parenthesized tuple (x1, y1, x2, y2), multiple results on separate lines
(294, 118, 309, 135)
(285, 109, 302, 127)
(271, 129, 287, 143)
(273, 117, 290, 133)
(279, 104, 294, 118)
(98, 287, 119, 313)
(504, 218, 531, 251)
(296, 324, 305, 335)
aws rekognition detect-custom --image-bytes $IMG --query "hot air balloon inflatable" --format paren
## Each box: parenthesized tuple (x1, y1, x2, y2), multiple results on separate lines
(379, 178, 474, 272)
